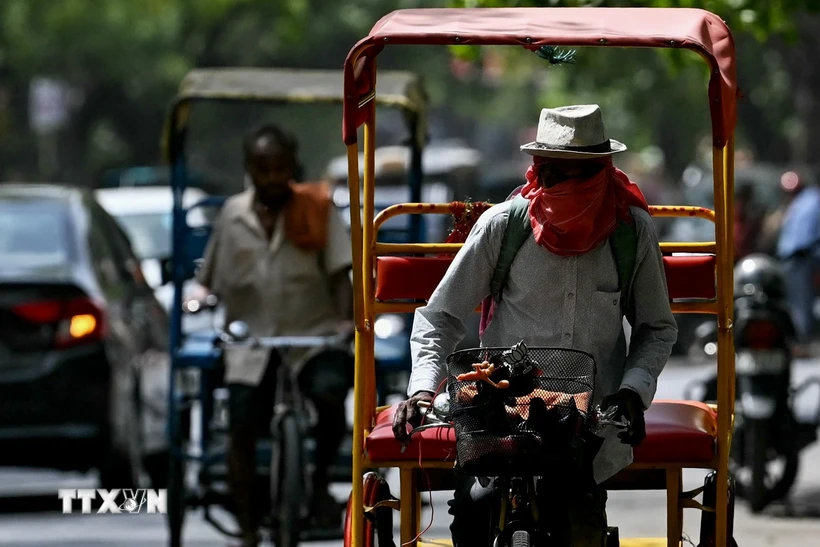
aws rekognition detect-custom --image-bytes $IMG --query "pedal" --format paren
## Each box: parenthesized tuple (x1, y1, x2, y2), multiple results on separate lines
(606, 526, 619, 547)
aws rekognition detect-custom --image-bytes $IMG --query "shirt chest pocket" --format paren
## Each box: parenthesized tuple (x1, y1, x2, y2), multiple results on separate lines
(588, 289, 623, 350)
(225, 246, 258, 289)
(280, 249, 323, 289)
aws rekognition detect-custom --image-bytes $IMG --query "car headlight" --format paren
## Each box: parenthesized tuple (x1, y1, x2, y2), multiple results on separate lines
(374, 314, 405, 339)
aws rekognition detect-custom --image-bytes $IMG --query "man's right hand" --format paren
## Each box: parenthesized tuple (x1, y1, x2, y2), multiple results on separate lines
(392, 391, 434, 443)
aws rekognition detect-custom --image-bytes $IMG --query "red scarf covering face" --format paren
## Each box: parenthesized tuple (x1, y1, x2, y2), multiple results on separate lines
(478, 156, 649, 337)
(521, 156, 650, 255)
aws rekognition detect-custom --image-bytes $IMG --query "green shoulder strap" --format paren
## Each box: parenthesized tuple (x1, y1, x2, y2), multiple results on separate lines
(609, 219, 638, 323)
(490, 194, 532, 303)
(490, 195, 639, 321)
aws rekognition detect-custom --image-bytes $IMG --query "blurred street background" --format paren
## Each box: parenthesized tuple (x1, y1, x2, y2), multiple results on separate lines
(3, 0, 820, 546)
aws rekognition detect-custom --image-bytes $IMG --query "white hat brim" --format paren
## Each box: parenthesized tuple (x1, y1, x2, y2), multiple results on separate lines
(520, 139, 627, 158)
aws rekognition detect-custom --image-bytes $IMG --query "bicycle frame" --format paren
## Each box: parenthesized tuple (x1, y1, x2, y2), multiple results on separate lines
(342, 7, 738, 547)
(267, 340, 345, 528)
(220, 333, 349, 526)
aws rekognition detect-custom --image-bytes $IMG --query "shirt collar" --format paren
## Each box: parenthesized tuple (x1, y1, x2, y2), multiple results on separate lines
(235, 188, 286, 252)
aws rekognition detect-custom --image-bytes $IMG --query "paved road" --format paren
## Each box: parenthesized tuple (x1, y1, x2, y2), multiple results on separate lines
(1, 359, 820, 546)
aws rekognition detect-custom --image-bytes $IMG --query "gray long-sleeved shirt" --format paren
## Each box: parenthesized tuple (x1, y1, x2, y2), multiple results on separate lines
(408, 201, 678, 483)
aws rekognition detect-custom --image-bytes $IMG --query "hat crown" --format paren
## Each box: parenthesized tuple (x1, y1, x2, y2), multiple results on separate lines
(535, 105, 609, 149)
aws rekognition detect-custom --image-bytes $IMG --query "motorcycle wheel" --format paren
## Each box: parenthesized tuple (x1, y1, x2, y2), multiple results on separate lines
(736, 417, 800, 513)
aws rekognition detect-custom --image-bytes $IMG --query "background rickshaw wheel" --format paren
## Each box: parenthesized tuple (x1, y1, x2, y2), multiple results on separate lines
(344, 472, 395, 547)
(271, 413, 306, 547)
(166, 405, 190, 547)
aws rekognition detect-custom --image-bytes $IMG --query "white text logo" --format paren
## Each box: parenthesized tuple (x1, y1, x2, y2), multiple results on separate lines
(58, 489, 167, 514)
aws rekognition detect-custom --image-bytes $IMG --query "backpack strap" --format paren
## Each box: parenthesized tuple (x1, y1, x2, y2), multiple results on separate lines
(609, 218, 638, 324)
(490, 194, 532, 303)
(489, 195, 639, 322)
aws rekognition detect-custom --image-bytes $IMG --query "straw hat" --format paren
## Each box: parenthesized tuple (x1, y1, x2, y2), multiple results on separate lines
(520, 105, 627, 159)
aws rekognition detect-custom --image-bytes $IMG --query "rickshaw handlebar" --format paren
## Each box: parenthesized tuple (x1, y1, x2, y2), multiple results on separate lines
(412, 399, 631, 432)
(217, 332, 351, 350)
(403, 400, 630, 454)
(593, 405, 631, 431)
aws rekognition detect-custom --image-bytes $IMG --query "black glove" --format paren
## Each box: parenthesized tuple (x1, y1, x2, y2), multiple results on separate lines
(392, 391, 434, 443)
(601, 388, 646, 446)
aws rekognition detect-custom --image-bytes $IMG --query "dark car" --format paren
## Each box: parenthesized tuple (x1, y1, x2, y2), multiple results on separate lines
(0, 184, 170, 488)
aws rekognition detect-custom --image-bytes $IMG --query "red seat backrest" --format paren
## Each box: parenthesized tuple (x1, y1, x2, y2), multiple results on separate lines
(374, 254, 716, 302)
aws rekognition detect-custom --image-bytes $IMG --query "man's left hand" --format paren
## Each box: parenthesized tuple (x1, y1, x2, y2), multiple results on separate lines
(601, 388, 646, 446)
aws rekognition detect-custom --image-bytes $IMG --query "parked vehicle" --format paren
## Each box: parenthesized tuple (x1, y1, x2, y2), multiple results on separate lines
(686, 254, 820, 512)
(0, 184, 170, 488)
(326, 142, 480, 401)
(326, 142, 473, 243)
(99, 165, 222, 196)
(94, 185, 219, 333)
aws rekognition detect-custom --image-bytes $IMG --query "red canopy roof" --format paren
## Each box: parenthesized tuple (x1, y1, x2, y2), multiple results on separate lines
(343, 7, 737, 146)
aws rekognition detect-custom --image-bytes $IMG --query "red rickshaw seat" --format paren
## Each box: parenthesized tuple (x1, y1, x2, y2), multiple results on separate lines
(375, 254, 716, 302)
(633, 400, 717, 463)
(365, 399, 717, 464)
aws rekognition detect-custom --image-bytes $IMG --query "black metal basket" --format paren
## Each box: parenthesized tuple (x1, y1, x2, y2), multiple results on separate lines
(445, 345, 596, 477)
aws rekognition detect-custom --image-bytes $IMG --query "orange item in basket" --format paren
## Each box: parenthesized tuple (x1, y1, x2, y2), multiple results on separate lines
(456, 361, 510, 389)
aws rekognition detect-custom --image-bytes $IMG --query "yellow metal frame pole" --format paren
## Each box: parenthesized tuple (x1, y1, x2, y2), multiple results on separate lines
(712, 135, 734, 547)
(362, 95, 378, 430)
(725, 135, 736, 412)
(350, 60, 379, 547)
(348, 138, 365, 547)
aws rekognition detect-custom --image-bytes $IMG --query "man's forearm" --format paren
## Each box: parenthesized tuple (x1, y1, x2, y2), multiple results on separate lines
(408, 306, 467, 396)
(622, 324, 676, 408)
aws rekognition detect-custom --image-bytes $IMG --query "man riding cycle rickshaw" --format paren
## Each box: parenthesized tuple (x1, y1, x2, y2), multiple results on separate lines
(341, 7, 739, 547)
(163, 67, 428, 547)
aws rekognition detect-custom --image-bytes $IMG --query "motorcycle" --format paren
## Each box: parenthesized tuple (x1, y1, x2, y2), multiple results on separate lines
(685, 253, 820, 512)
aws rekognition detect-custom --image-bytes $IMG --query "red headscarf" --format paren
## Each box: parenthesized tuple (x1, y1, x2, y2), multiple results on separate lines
(520, 156, 649, 255)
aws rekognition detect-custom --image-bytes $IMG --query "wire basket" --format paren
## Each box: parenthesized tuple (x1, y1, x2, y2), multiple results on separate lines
(446, 344, 596, 476)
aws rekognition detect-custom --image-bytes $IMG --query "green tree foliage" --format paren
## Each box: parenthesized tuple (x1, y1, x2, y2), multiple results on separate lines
(445, 0, 820, 176)
(0, 0, 816, 184)
(0, 0, 402, 182)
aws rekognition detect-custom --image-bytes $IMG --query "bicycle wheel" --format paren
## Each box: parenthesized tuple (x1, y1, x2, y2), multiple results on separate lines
(272, 413, 305, 547)
(343, 472, 394, 547)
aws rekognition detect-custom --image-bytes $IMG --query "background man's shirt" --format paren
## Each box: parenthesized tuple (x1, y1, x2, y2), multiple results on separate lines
(198, 188, 352, 385)
(777, 186, 820, 260)
(408, 200, 677, 482)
